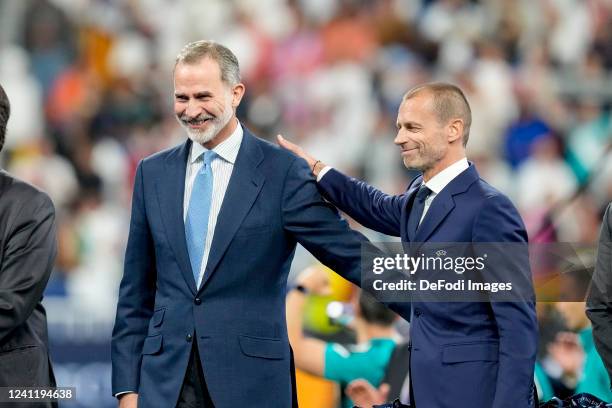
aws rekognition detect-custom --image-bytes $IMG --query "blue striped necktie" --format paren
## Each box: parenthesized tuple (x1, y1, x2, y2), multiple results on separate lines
(185, 150, 215, 285)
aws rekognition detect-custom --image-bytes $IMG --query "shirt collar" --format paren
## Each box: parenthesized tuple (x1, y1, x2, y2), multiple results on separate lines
(423, 158, 469, 194)
(190, 120, 243, 165)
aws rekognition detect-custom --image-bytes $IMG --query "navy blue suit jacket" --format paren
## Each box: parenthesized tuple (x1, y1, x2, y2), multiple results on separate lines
(111, 128, 368, 407)
(318, 164, 538, 408)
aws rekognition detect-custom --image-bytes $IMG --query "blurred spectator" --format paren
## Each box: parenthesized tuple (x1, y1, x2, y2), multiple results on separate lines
(515, 134, 576, 230)
(0, 46, 44, 150)
(539, 267, 612, 401)
(345, 341, 411, 407)
(554, 301, 612, 401)
(66, 177, 127, 322)
(503, 91, 552, 170)
(7, 137, 78, 210)
(566, 98, 611, 185)
(20, 0, 76, 99)
(287, 267, 400, 408)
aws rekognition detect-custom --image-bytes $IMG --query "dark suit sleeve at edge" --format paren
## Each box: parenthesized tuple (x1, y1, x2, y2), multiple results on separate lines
(587, 203, 612, 386)
(0, 191, 56, 343)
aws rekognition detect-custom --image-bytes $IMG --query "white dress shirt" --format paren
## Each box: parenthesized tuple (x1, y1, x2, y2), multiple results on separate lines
(318, 158, 469, 225)
(184, 123, 243, 288)
(417, 158, 469, 224)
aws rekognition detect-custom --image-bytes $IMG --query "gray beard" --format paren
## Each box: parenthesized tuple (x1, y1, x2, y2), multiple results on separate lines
(184, 124, 218, 145)
(180, 105, 234, 145)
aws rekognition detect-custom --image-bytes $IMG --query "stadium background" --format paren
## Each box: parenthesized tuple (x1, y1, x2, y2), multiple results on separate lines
(0, 0, 611, 406)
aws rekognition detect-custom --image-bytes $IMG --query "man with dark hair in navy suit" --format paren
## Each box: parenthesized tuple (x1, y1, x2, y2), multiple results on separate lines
(111, 40, 374, 408)
(279, 83, 538, 408)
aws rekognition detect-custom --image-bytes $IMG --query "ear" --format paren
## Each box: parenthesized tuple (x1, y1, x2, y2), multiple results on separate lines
(231, 83, 246, 108)
(447, 118, 464, 144)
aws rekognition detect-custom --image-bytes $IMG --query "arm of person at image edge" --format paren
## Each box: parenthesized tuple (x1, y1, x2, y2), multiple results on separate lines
(110, 162, 156, 408)
(278, 134, 539, 408)
(586, 202, 612, 391)
(0, 184, 57, 344)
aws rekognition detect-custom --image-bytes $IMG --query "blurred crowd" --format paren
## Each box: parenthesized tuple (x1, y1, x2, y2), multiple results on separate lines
(0, 0, 611, 406)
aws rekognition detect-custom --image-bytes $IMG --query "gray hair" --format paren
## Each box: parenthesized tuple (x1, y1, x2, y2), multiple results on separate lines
(175, 40, 241, 86)
(403, 82, 472, 147)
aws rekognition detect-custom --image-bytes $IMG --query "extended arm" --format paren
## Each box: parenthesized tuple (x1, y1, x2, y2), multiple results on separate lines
(0, 192, 56, 343)
(278, 135, 405, 237)
(281, 157, 411, 322)
(318, 168, 407, 237)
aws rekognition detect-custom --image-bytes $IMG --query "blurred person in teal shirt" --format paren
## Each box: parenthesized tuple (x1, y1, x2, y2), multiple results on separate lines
(287, 267, 400, 408)
(556, 301, 612, 401)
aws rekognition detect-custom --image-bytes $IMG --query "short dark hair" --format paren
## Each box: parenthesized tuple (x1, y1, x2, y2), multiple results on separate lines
(359, 291, 396, 326)
(0, 84, 9, 153)
(175, 40, 241, 86)
(403, 82, 472, 146)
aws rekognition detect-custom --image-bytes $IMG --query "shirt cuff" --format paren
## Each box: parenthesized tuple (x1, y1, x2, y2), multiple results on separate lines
(115, 391, 136, 398)
(317, 166, 333, 182)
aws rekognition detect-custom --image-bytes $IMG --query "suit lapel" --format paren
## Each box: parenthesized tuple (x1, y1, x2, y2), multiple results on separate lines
(414, 164, 480, 242)
(158, 140, 197, 295)
(414, 191, 455, 242)
(198, 129, 265, 292)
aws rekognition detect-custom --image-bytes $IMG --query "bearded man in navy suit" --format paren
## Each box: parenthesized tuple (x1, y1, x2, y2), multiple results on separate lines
(279, 83, 538, 408)
(111, 40, 376, 408)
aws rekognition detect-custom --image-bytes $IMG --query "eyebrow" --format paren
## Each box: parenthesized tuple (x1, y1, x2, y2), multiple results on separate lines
(397, 121, 422, 128)
(174, 91, 214, 98)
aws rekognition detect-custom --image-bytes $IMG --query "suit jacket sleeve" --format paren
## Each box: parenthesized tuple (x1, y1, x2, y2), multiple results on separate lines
(281, 158, 411, 320)
(473, 194, 538, 408)
(282, 158, 366, 286)
(0, 191, 56, 343)
(317, 168, 405, 237)
(111, 162, 157, 394)
(586, 203, 612, 385)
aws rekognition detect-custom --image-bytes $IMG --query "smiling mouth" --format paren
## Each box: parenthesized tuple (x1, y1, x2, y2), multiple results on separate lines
(185, 117, 213, 127)
(401, 147, 418, 154)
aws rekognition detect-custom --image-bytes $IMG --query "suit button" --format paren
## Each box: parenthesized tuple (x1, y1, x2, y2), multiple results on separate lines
(186, 334, 193, 342)
(414, 309, 422, 317)
(194, 298, 201, 305)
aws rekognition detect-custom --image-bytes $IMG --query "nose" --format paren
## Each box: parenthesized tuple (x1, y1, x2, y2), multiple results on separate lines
(184, 100, 201, 119)
(393, 131, 404, 146)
